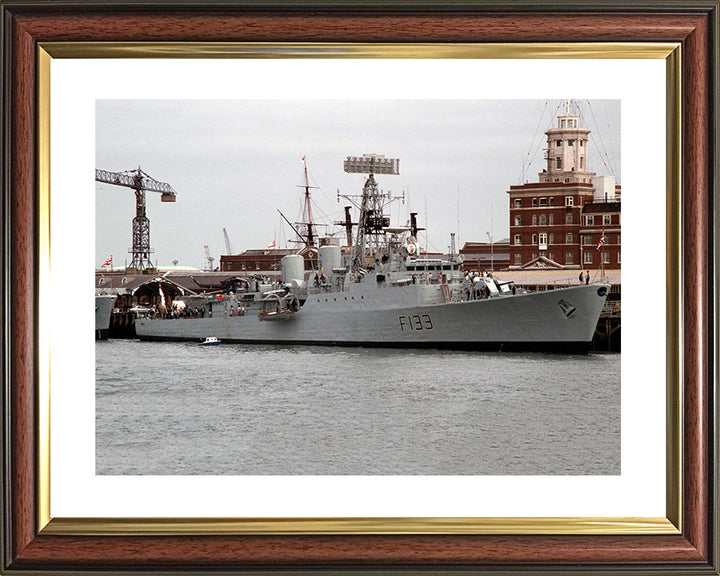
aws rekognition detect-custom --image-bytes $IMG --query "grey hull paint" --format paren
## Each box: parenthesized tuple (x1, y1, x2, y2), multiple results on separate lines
(95, 294, 116, 340)
(135, 284, 608, 353)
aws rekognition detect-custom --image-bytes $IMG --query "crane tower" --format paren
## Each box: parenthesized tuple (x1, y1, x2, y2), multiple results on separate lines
(95, 167, 177, 272)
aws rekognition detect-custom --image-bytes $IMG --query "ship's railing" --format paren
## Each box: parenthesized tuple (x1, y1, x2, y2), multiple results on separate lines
(602, 301, 621, 317)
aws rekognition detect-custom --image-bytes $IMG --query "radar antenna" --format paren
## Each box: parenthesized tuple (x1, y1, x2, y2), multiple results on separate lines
(340, 154, 401, 271)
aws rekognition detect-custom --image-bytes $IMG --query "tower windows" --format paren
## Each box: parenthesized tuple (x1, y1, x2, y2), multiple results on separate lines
(514, 215, 521, 226)
(556, 157, 562, 170)
(514, 234, 522, 245)
(565, 196, 574, 206)
(556, 140, 563, 147)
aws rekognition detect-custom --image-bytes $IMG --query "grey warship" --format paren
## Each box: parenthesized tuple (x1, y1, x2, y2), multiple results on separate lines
(135, 155, 608, 352)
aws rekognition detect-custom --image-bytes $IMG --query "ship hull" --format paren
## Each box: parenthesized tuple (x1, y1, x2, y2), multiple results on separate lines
(135, 284, 608, 353)
(95, 294, 117, 340)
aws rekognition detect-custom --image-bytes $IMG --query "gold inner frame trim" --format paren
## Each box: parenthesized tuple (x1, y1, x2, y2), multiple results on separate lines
(43, 516, 678, 536)
(36, 42, 682, 537)
(40, 41, 678, 60)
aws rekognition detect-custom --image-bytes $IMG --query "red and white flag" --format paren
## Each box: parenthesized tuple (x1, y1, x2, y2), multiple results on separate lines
(101, 256, 113, 267)
(267, 241, 276, 249)
(596, 233, 606, 251)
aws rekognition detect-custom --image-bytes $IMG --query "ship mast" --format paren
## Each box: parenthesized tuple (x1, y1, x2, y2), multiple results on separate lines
(301, 156, 315, 246)
(341, 154, 401, 271)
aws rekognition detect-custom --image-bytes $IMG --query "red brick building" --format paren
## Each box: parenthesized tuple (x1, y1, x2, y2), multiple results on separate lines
(507, 102, 620, 270)
(220, 246, 319, 273)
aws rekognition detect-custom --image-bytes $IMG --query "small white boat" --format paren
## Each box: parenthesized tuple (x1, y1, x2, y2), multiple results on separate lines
(198, 336, 220, 346)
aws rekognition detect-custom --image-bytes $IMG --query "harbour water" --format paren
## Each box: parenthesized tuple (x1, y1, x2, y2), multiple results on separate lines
(96, 340, 620, 475)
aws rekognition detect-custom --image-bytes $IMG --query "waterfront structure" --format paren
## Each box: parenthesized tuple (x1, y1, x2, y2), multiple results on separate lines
(507, 102, 621, 270)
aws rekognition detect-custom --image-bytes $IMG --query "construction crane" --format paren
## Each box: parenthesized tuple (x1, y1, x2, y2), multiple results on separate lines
(222, 228, 234, 255)
(203, 245, 215, 271)
(95, 166, 177, 272)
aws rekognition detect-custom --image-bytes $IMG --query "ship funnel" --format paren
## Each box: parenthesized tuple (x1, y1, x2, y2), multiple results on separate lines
(319, 245, 342, 277)
(281, 255, 305, 287)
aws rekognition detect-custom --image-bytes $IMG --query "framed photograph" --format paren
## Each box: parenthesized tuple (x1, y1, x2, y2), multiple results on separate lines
(2, 1, 717, 574)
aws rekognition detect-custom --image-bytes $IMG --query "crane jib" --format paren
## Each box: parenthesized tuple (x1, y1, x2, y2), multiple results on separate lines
(95, 168, 176, 196)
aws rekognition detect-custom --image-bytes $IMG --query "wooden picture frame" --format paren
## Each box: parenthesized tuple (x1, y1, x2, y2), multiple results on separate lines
(2, 1, 717, 573)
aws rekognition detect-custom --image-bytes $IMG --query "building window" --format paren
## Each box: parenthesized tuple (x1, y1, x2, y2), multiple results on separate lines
(554, 178, 560, 182)
(255, 262, 260, 270)
(618, 234, 621, 245)
(241, 263, 246, 270)
(618, 252, 621, 263)
(568, 139, 575, 146)
(531, 253, 538, 260)
(580, 140, 585, 147)
(565, 196, 574, 206)
(584, 252, 593, 264)
(564, 178, 570, 183)
(548, 252, 554, 261)
(603, 252, 610, 264)
(603, 214, 612, 225)
(539, 198, 547, 206)
(566, 233, 573, 244)
(514, 234, 522, 245)
(565, 213, 574, 224)
(532, 234, 538, 244)
(514, 215, 521, 226)
(585, 215, 594, 225)
(549, 197, 555, 206)
(548, 233, 555, 244)
(514, 253, 522, 264)
(582, 235, 592, 245)
(579, 156, 584, 169)
(556, 157, 562, 170)
(539, 214, 547, 225)
(532, 215, 537, 225)
(566, 251, 574, 264)
(556, 139, 562, 146)
(539, 233, 547, 246)
(532, 198, 538, 207)
(514, 199, 521, 208)
(549, 214, 555, 225)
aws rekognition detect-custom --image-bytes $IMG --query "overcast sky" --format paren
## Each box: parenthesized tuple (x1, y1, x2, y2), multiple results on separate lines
(96, 99, 620, 270)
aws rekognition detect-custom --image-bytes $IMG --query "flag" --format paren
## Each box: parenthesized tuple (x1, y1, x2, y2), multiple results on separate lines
(300, 156, 306, 167)
(158, 282, 166, 308)
(596, 233, 606, 251)
(268, 241, 276, 249)
(101, 256, 112, 267)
